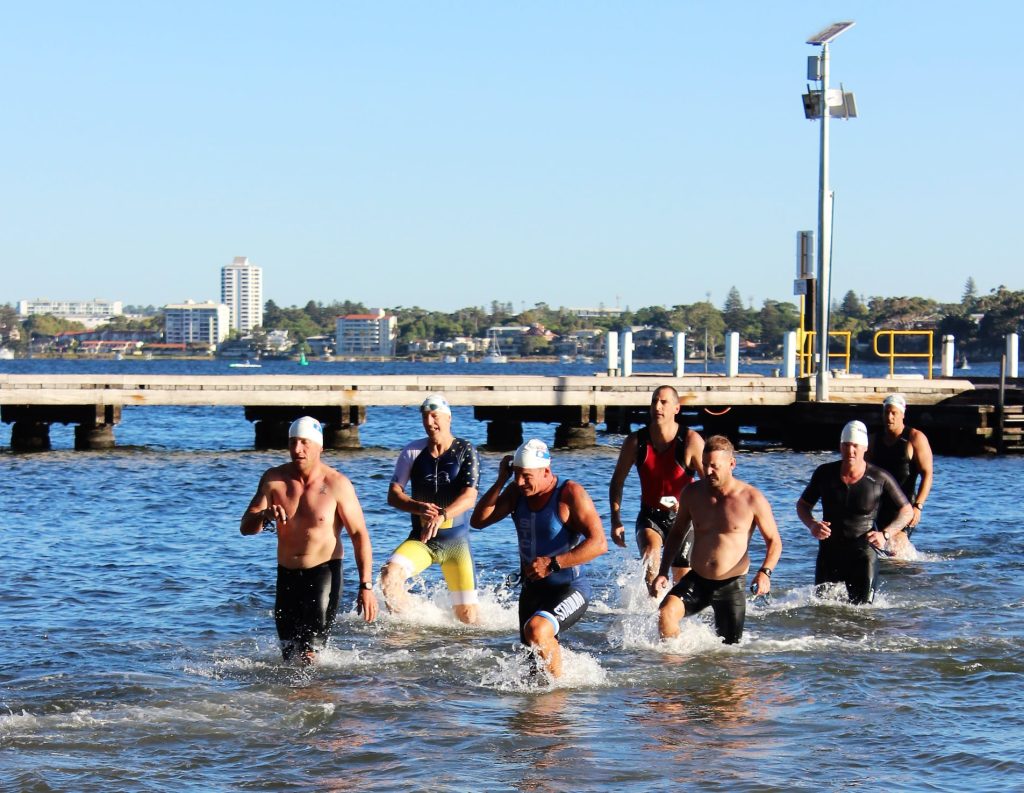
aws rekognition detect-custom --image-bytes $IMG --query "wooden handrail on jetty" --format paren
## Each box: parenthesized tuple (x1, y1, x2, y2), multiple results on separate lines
(1, 372, 1017, 455)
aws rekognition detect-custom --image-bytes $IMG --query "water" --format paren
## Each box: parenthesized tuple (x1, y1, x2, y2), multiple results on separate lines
(2, 361, 1022, 791)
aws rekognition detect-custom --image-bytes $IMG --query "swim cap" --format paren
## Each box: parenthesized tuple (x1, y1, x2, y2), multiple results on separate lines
(883, 393, 907, 413)
(289, 416, 324, 446)
(514, 438, 551, 469)
(420, 393, 451, 415)
(840, 420, 869, 447)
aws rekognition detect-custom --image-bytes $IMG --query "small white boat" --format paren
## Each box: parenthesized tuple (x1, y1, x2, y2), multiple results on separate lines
(482, 332, 508, 364)
(442, 355, 457, 364)
(456, 353, 469, 364)
(229, 359, 262, 369)
(575, 354, 593, 364)
(559, 354, 573, 364)
(0, 348, 15, 360)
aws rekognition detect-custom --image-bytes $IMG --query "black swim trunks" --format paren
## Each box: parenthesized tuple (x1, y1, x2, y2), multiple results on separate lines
(814, 536, 877, 605)
(636, 505, 693, 568)
(518, 580, 590, 644)
(663, 570, 747, 644)
(274, 558, 341, 661)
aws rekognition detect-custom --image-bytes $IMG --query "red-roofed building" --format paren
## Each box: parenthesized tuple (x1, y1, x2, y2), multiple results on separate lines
(335, 308, 397, 357)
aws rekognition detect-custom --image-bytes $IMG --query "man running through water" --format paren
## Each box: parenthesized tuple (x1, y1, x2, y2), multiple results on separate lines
(867, 393, 934, 556)
(381, 394, 481, 624)
(471, 439, 608, 678)
(240, 416, 378, 665)
(609, 385, 704, 587)
(797, 420, 913, 604)
(653, 435, 781, 645)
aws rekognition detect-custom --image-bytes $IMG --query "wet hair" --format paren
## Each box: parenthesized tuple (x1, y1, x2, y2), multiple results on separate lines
(651, 385, 680, 404)
(704, 435, 735, 456)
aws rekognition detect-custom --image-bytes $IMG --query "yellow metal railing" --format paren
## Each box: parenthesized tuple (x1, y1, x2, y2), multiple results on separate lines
(798, 330, 852, 377)
(873, 330, 934, 378)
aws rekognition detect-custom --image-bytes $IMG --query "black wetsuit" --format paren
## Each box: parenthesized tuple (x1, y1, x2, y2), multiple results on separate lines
(664, 571, 747, 644)
(871, 427, 921, 536)
(274, 559, 341, 661)
(800, 461, 908, 604)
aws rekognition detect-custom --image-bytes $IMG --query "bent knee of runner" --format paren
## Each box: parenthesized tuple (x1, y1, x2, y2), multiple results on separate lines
(523, 612, 559, 645)
(659, 592, 684, 616)
(381, 557, 413, 595)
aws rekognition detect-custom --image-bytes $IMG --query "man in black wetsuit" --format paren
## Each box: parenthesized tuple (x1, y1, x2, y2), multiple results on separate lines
(796, 420, 914, 604)
(867, 393, 934, 556)
(241, 416, 378, 665)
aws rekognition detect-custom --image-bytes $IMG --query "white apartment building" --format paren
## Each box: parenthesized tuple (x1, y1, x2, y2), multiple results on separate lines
(164, 300, 230, 346)
(335, 309, 397, 356)
(17, 299, 123, 327)
(220, 256, 263, 333)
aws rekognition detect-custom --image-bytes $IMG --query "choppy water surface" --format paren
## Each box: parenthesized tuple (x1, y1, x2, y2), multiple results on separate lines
(1, 362, 1022, 791)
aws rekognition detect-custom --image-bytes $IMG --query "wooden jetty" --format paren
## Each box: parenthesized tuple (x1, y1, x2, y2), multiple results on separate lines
(0, 372, 1020, 454)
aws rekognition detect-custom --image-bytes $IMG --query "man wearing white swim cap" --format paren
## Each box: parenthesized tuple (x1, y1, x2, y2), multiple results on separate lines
(240, 415, 378, 664)
(470, 439, 608, 678)
(866, 393, 934, 557)
(796, 421, 914, 604)
(382, 393, 481, 624)
(288, 415, 324, 446)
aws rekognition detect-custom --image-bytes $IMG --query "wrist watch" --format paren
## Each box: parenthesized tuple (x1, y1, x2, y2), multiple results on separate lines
(548, 556, 561, 573)
(359, 582, 373, 591)
(882, 530, 891, 541)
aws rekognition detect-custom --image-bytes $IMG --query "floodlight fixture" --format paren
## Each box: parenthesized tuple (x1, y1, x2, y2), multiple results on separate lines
(807, 21, 855, 46)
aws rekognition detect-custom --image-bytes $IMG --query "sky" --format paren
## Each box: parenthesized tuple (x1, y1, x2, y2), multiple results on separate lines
(1, 1, 1021, 314)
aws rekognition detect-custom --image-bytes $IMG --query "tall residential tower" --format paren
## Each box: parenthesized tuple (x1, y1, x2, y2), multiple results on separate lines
(220, 256, 263, 333)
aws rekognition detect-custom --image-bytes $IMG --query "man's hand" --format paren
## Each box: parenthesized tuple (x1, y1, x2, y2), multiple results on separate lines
(357, 589, 379, 622)
(809, 519, 831, 540)
(418, 502, 443, 542)
(497, 454, 515, 484)
(611, 524, 627, 548)
(526, 556, 555, 582)
(262, 502, 289, 528)
(649, 574, 670, 598)
(751, 569, 771, 597)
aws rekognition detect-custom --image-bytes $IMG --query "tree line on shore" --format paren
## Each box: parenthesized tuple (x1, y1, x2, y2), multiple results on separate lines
(2, 279, 1021, 358)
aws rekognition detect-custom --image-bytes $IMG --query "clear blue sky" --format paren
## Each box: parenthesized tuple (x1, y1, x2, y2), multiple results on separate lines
(2, 2, 1020, 313)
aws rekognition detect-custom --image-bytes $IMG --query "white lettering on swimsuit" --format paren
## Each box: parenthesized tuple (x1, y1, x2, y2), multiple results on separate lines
(553, 591, 585, 622)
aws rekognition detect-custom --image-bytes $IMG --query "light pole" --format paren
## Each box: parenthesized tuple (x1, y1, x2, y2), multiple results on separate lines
(805, 21, 856, 402)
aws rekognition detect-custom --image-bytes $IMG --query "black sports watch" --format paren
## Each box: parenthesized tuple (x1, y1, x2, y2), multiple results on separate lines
(548, 556, 561, 573)
(359, 582, 373, 591)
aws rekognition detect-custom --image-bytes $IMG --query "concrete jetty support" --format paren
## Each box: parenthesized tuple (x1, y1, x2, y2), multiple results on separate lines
(244, 406, 366, 449)
(475, 405, 603, 450)
(2, 404, 121, 452)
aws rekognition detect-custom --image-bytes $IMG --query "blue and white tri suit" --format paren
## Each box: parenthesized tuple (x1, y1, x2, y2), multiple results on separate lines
(512, 479, 591, 640)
